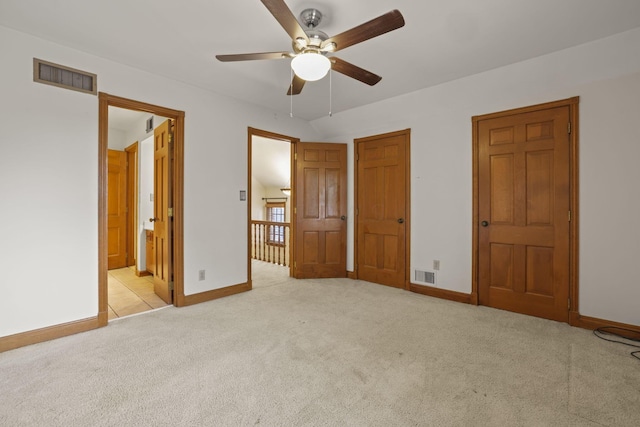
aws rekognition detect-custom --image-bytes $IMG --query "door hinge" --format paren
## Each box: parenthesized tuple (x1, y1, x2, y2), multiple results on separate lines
(294, 153, 297, 160)
(168, 132, 174, 144)
(568, 298, 571, 309)
(169, 281, 174, 291)
(294, 207, 297, 214)
(356, 208, 359, 216)
(567, 122, 571, 134)
(168, 207, 174, 217)
(568, 210, 571, 222)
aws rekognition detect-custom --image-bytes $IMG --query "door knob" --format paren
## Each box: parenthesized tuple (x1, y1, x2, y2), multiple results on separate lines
(481, 221, 489, 227)
(149, 217, 158, 222)
(397, 218, 405, 224)
(341, 215, 346, 221)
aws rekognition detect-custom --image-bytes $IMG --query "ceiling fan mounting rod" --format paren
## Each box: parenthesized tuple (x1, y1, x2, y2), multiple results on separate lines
(300, 8, 323, 29)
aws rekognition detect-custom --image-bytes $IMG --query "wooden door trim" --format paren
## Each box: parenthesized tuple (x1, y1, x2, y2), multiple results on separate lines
(99, 93, 185, 325)
(471, 97, 579, 321)
(354, 129, 411, 289)
(247, 128, 299, 285)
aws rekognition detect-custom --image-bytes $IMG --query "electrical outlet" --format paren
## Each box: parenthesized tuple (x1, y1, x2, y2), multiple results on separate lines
(433, 260, 440, 271)
(198, 270, 205, 281)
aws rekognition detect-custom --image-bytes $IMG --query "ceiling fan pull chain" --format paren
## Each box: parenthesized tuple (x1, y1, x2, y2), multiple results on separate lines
(329, 68, 332, 117)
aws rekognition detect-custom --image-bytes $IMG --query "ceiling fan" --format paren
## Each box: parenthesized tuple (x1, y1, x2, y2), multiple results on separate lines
(216, 0, 405, 95)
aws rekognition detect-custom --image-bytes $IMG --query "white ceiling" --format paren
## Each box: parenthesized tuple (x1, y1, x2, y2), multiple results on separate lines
(108, 107, 151, 132)
(2, 1, 640, 120)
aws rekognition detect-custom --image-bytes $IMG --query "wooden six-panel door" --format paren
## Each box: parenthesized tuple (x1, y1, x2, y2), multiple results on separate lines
(356, 130, 408, 289)
(153, 119, 173, 304)
(107, 149, 127, 270)
(477, 106, 570, 321)
(294, 142, 347, 278)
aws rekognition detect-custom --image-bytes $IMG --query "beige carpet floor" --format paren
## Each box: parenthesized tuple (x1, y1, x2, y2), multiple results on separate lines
(0, 261, 638, 426)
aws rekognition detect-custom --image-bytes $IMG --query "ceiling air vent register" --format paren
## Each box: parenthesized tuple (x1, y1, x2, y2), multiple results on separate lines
(33, 58, 97, 95)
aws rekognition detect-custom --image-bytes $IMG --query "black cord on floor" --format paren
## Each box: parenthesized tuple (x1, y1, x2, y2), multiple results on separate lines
(593, 326, 640, 361)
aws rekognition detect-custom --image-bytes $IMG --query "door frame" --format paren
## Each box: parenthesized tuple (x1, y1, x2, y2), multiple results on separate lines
(247, 127, 299, 286)
(353, 129, 412, 289)
(98, 92, 186, 326)
(471, 97, 579, 321)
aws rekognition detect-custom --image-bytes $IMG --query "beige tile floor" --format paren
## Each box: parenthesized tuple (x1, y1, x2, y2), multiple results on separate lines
(108, 267, 168, 320)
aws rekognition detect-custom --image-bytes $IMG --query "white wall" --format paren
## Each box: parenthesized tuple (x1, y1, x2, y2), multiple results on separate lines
(107, 127, 128, 150)
(123, 114, 169, 149)
(0, 25, 321, 337)
(251, 176, 266, 221)
(138, 134, 155, 271)
(309, 28, 640, 326)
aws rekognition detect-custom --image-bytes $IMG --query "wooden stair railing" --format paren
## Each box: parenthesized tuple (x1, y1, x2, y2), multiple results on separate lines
(251, 220, 290, 266)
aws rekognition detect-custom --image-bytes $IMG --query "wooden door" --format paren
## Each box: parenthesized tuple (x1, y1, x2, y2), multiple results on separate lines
(356, 130, 409, 289)
(477, 106, 570, 321)
(294, 142, 347, 278)
(153, 120, 173, 304)
(107, 149, 127, 270)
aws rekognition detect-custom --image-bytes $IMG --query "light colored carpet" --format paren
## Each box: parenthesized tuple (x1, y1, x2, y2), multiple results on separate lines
(1, 261, 638, 426)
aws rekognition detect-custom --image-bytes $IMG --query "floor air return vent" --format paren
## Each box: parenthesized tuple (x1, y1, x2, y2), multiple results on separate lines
(414, 269, 436, 285)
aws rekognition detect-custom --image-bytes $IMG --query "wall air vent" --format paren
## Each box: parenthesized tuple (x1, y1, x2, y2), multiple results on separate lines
(145, 116, 154, 133)
(33, 58, 97, 95)
(414, 269, 436, 285)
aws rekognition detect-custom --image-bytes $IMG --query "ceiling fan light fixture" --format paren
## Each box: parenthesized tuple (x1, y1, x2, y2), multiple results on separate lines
(291, 52, 331, 81)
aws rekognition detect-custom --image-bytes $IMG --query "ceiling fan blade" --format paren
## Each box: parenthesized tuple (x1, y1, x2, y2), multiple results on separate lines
(261, 0, 309, 44)
(287, 75, 306, 95)
(322, 10, 405, 52)
(330, 57, 382, 86)
(216, 52, 291, 62)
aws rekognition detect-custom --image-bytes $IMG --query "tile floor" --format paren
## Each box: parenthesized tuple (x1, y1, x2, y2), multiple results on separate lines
(108, 267, 168, 320)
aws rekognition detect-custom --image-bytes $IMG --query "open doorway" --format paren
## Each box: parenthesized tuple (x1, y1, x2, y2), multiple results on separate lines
(106, 107, 171, 319)
(248, 128, 296, 288)
(98, 93, 186, 327)
(248, 127, 349, 285)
